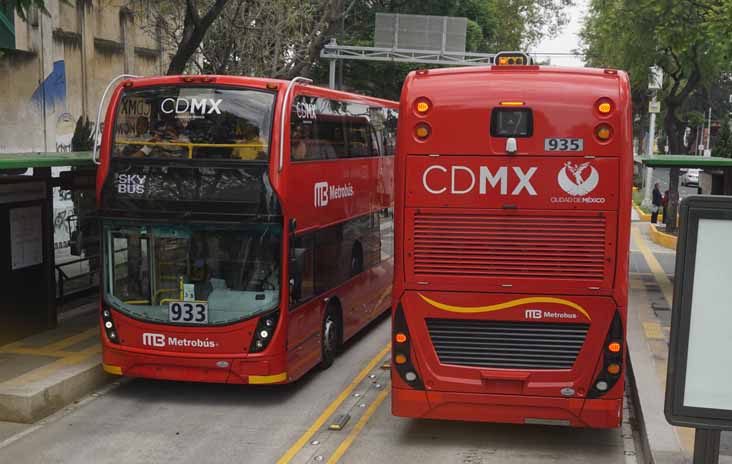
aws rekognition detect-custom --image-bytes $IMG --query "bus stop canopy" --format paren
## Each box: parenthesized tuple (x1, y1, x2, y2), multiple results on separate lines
(0, 152, 93, 170)
(637, 155, 732, 168)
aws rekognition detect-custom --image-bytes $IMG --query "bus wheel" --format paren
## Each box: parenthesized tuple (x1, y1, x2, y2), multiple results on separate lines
(321, 306, 339, 369)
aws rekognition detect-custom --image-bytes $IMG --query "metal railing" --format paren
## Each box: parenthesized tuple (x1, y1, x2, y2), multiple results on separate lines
(55, 255, 100, 304)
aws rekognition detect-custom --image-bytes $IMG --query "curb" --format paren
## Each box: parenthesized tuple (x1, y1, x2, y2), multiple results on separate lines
(626, 350, 653, 464)
(632, 203, 652, 222)
(648, 224, 677, 250)
(0, 357, 111, 423)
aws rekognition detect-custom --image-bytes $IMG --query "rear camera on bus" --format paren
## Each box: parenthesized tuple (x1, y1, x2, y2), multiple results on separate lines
(490, 108, 533, 138)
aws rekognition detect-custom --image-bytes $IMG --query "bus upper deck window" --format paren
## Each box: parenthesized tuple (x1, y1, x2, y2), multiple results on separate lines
(490, 108, 533, 138)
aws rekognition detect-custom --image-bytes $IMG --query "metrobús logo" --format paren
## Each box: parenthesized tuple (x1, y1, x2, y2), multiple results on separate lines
(142, 332, 218, 349)
(314, 181, 355, 207)
(524, 309, 578, 320)
(552, 161, 605, 204)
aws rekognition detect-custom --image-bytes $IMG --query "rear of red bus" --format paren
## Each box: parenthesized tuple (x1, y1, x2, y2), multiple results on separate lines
(391, 65, 632, 428)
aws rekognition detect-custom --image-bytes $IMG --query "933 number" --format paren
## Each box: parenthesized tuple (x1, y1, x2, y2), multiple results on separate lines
(169, 302, 207, 323)
(545, 138, 583, 151)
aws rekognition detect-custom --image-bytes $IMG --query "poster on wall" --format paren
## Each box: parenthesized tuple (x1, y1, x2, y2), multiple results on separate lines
(10, 206, 43, 270)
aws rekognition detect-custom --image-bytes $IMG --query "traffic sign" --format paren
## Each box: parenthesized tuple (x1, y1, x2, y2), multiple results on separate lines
(649, 100, 661, 113)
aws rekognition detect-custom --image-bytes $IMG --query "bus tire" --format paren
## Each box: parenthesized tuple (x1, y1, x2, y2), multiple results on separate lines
(321, 305, 340, 369)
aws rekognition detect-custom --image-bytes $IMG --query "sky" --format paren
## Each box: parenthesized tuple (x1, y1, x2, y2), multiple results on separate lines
(530, 0, 589, 67)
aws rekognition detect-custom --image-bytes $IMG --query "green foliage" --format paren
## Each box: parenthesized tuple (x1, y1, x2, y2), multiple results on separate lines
(713, 117, 732, 159)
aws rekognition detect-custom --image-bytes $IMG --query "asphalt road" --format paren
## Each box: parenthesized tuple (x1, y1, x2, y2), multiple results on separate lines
(0, 311, 636, 464)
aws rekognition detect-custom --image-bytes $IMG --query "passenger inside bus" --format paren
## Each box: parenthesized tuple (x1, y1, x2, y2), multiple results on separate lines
(232, 123, 267, 160)
(128, 118, 189, 158)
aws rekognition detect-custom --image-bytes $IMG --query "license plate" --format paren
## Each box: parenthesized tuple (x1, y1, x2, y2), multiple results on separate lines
(545, 138, 583, 151)
(168, 301, 208, 324)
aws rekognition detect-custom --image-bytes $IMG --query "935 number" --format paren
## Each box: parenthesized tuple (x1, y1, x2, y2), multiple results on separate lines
(545, 138, 583, 151)
(169, 302, 207, 323)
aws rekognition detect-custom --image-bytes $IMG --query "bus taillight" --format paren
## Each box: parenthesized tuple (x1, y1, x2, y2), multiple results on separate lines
(393, 304, 424, 389)
(588, 312, 624, 398)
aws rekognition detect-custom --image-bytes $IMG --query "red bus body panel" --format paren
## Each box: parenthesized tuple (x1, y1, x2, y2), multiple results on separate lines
(98, 76, 396, 384)
(392, 66, 632, 428)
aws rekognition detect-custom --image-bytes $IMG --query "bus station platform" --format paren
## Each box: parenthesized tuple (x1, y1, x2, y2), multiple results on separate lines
(0, 299, 109, 423)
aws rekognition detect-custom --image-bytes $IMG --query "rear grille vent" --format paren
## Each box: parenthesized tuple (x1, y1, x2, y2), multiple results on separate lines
(412, 212, 608, 280)
(426, 318, 589, 370)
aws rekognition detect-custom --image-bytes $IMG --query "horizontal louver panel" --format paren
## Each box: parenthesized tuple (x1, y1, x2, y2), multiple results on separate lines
(412, 212, 608, 280)
(427, 319, 589, 370)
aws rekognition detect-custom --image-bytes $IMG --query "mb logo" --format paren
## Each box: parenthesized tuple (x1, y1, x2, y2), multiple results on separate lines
(314, 181, 329, 207)
(525, 309, 543, 320)
(142, 333, 165, 347)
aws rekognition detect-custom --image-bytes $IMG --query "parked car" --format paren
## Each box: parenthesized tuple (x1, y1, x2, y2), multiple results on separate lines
(681, 168, 700, 186)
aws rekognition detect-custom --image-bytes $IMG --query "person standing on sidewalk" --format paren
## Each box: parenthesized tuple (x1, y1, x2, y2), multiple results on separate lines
(651, 183, 662, 223)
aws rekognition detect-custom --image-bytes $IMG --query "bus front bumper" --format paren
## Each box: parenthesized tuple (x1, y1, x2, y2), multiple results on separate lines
(392, 387, 622, 429)
(103, 346, 289, 385)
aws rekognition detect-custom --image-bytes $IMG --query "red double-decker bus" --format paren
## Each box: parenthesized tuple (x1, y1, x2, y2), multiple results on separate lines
(96, 75, 397, 384)
(391, 58, 632, 428)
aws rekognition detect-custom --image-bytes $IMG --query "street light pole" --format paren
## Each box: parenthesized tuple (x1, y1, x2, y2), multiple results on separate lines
(642, 93, 658, 208)
(642, 66, 663, 209)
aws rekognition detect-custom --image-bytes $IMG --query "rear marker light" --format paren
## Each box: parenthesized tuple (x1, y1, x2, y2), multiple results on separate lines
(393, 304, 425, 390)
(607, 363, 621, 375)
(596, 124, 612, 141)
(608, 342, 621, 353)
(395, 354, 407, 365)
(598, 102, 612, 114)
(589, 311, 624, 398)
(395, 333, 407, 343)
(414, 98, 432, 115)
(266, 83, 278, 90)
(182, 76, 195, 82)
(415, 123, 431, 140)
(500, 101, 525, 107)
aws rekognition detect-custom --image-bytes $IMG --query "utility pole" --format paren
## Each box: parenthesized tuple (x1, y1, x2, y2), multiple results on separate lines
(704, 107, 712, 157)
(642, 66, 663, 208)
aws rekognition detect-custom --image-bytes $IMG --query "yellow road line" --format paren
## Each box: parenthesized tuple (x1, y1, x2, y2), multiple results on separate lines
(275, 343, 391, 464)
(632, 224, 695, 453)
(327, 388, 389, 464)
(631, 225, 673, 305)
(0, 345, 101, 388)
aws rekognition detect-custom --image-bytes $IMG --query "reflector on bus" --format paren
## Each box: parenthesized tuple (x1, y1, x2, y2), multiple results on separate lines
(495, 51, 532, 66)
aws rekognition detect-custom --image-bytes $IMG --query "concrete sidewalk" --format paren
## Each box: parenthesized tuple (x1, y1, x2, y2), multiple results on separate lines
(628, 220, 732, 464)
(0, 302, 110, 423)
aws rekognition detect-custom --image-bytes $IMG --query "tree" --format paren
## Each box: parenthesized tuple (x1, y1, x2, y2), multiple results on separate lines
(132, 0, 232, 75)
(713, 117, 732, 159)
(581, 0, 732, 231)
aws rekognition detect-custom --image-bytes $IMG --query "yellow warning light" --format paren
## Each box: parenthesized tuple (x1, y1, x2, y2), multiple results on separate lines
(416, 101, 430, 114)
(500, 101, 525, 107)
(496, 52, 529, 66)
(395, 354, 407, 365)
(607, 363, 621, 375)
(598, 102, 612, 114)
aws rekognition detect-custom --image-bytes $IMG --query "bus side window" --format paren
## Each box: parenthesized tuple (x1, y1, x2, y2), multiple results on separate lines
(289, 234, 314, 308)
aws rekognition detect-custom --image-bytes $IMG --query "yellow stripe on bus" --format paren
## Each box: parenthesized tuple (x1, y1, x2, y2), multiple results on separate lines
(249, 372, 288, 384)
(418, 293, 591, 321)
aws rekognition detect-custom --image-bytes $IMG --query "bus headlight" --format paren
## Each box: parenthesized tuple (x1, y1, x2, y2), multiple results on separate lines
(250, 311, 279, 353)
(101, 308, 120, 344)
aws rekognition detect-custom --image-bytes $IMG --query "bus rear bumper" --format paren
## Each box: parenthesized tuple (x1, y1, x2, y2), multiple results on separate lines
(103, 346, 289, 385)
(392, 387, 622, 428)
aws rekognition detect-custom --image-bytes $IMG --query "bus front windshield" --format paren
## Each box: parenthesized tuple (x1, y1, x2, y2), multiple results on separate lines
(113, 86, 275, 161)
(104, 222, 281, 325)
